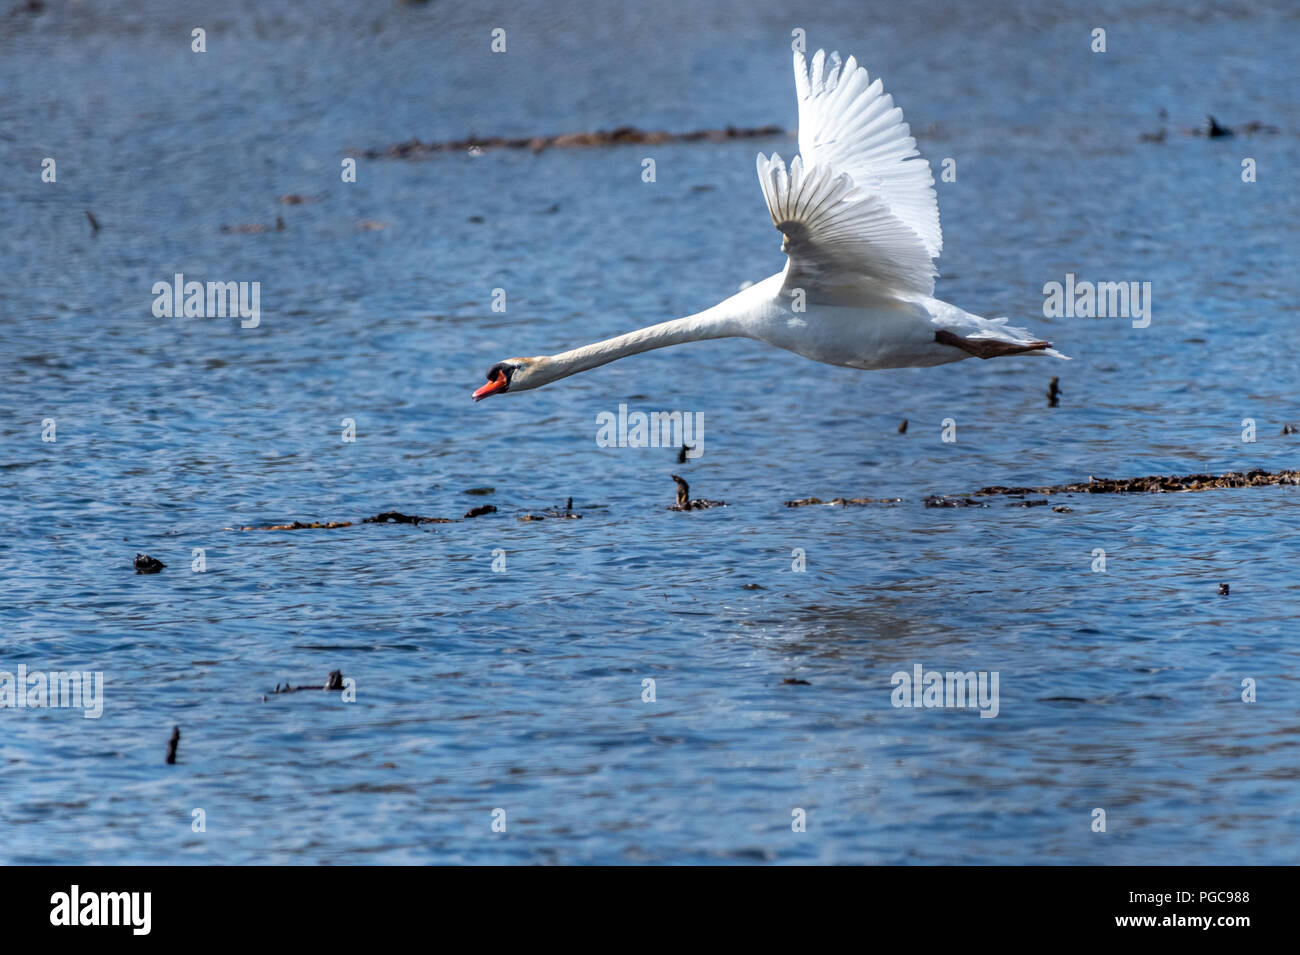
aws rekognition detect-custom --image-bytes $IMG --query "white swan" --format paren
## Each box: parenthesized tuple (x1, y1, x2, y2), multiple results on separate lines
(473, 48, 1065, 402)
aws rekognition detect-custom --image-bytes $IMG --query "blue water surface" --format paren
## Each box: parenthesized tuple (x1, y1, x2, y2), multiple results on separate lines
(1, 0, 1298, 864)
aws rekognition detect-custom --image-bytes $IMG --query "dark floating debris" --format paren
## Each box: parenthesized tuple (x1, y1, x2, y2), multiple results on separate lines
(363, 511, 453, 526)
(218, 468, 1296, 533)
(668, 474, 726, 511)
(782, 678, 811, 686)
(363, 124, 787, 160)
(233, 520, 353, 530)
(1141, 113, 1277, 142)
(85, 210, 100, 234)
(273, 669, 345, 694)
(898, 419, 908, 434)
(220, 215, 285, 234)
(920, 468, 1300, 509)
(518, 498, 581, 521)
(1191, 115, 1278, 138)
(1218, 583, 1230, 596)
(278, 193, 320, 205)
(463, 487, 495, 496)
(165, 726, 180, 765)
(134, 553, 165, 573)
(1205, 115, 1233, 138)
(963, 468, 1300, 497)
(1047, 376, 1061, 407)
(784, 496, 902, 507)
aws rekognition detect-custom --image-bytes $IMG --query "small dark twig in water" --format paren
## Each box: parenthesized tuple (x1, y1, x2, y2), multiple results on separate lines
(518, 497, 582, 521)
(464, 504, 498, 518)
(85, 210, 100, 234)
(898, 419, 908, 434)
(134, 553, 164, 573)
(1047, 376, 1061, 407)
(165, 726, 180, 764)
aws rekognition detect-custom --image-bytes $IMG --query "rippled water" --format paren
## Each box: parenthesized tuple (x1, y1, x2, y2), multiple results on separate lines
(2, 0, 1298, 864)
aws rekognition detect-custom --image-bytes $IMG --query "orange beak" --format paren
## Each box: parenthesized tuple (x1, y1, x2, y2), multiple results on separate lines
(472, 370, 509, 402)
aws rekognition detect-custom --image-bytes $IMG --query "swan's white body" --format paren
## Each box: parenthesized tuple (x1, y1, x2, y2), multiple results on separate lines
(473, 49, 1064, 402)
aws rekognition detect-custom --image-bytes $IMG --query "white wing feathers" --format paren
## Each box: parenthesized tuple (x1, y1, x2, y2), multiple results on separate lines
(756, 152, 935, 297)
(758, 49, 942, 299)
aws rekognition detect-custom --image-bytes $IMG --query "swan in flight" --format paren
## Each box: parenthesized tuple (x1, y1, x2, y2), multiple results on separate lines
(473, 49, 1065, 402)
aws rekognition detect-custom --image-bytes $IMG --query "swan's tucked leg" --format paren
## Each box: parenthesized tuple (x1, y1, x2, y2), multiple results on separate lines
(934, 329, 1052, 359)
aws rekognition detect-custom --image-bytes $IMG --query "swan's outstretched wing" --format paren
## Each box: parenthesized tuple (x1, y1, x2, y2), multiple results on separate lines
(757, 49, 941, 301)
(756, 152, 935, 298)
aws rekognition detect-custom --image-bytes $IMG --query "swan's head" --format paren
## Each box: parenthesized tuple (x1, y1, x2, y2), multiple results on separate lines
(471, 357, 549, 401)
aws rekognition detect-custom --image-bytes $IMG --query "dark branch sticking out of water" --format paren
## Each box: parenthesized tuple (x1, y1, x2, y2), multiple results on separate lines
(361, 125, 787, 160)
(668, 474, 726, 511)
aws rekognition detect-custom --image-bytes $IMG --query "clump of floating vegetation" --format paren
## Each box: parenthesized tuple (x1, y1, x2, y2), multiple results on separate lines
(785, 497, 902, 508)
(967, 468, 1300, 497)
(362, 124, 786, 160)
(213, 468, 1297, 536)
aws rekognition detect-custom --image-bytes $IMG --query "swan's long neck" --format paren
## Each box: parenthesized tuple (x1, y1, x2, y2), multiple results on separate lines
(533, 304, 742, 387)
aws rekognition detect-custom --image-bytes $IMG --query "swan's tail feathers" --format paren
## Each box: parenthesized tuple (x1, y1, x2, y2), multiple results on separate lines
(935, 326, 1069, 360)
(961, 316, 1070, 360)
